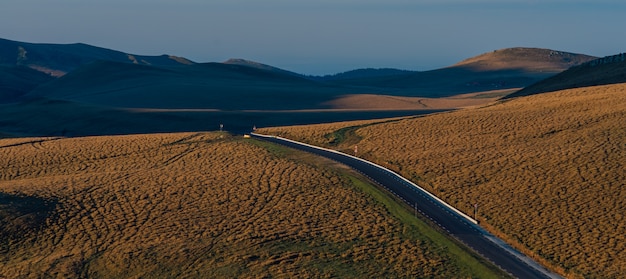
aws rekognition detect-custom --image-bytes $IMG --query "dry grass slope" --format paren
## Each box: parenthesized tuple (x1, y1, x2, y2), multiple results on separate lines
(258, 117, 412, 146)
(324, 90, 508, 110)
(0, 132, 499, 278)
(260, 83, 626, 278)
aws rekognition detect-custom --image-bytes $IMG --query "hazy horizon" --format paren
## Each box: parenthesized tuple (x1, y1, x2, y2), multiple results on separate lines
(1, 0, 625, 75)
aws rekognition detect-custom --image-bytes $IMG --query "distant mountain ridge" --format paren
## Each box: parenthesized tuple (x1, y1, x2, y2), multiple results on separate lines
(1, 38, 613, 137)
(223, 58, 303, 78)
(586, 53, 626, 66)
(0, 38, 194, 77)
(0, 38, 196, 102)
(26, 60, 333, 110)
(321, 47, 596, 97)
(25, 46, 596, 110)
(0, 38, 600, 108)
(0, 39, 614, 138)
(315, 68, 416, 81)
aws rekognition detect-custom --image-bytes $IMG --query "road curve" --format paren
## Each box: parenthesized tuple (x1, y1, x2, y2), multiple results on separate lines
(251, 133, 562, 279)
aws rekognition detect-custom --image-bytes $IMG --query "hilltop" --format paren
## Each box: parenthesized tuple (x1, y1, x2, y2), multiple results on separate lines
(453, 47, 595, 72)
(323, 47, 596, 98)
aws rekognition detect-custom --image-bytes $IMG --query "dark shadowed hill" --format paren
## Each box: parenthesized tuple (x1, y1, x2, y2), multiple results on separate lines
(325, 48, 596, 97)
(26, 61, 345, 110)
(315, 68, 416, 81)
(506, 53, 626, 98)
(0, 38, 196, 103)
(0, 38, 193, 77)
(0, 98, 442, 137)
(0, 65, 54, 103)
(223, 58, 303, 78)
(223, 60, 417, 81)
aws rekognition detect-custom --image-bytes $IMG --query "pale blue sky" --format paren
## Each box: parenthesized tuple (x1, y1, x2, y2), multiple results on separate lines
(1, 0, 624, 75)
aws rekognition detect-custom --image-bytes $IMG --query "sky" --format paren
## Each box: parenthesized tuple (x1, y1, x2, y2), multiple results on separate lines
(1, 0, 625, 75)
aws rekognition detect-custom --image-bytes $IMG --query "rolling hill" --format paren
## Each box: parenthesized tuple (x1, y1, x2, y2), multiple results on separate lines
(0, 38, 195, 102)
(20, 44, 595, 111)
(25, 60, 340, 110)
(315, 68, 416, 81)
(2, 38, 621, 278)
(0, 38, 601, 137)
(3, 38, 595, 108)
(223, 58, 304, 78)
(0, 38, 193, 76)
(0, 65, 54, 103)
(255, 49, 626, 277)
(506, 53, 626, 98)
(323, 48, 596, 97)
(259, 82, 626, 278)
(452, 47, 594, 72)
(0, 132, 504, 278)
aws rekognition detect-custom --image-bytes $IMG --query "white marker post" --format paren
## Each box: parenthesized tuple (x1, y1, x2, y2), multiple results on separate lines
(474, 203, 479, 224)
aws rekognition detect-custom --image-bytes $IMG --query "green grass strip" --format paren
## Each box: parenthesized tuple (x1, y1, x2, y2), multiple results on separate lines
(345, 175, 509, 278)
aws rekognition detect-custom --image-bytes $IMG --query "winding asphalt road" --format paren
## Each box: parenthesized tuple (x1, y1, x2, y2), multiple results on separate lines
(251, 133, 562, 279)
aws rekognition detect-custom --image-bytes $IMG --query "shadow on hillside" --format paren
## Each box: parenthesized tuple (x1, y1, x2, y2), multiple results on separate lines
(0, 99, 449, 137)
(0, 193, 57, 243)
(505, 56, 626, 99)
(327, 67, 556, 98)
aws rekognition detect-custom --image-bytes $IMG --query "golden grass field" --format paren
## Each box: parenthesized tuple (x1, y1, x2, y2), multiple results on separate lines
(260, 83, 626, 278)
(0, 132, 503, 278)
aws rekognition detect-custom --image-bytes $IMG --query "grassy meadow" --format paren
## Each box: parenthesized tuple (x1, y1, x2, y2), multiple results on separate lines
(0, 132, 505, 278)
(259, 83, 626, 278)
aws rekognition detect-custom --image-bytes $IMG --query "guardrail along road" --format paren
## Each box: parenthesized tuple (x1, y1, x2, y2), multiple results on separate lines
(251, 133, 562, 279)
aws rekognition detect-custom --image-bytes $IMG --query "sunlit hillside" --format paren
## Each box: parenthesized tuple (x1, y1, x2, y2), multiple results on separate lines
(0, 133, 502, 278)
(323, 47, 596, 98)
(260, 83, 626, 278)
(453, 47, 595, 72)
